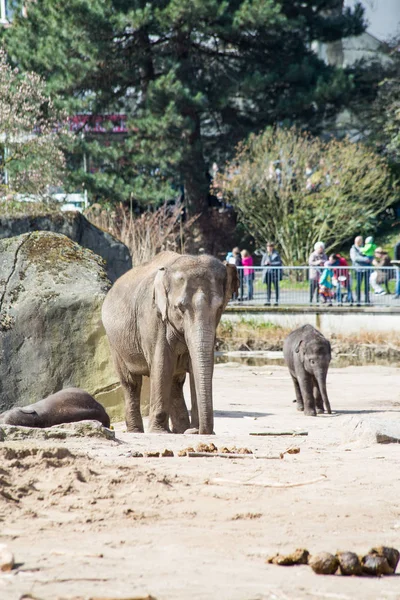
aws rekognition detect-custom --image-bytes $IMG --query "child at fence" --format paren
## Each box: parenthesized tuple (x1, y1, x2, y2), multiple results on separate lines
(332, 253, 352, 304)
(361, 236, 377, 258)
(370, 247, 392, 295)
(319, 258, 336, 305)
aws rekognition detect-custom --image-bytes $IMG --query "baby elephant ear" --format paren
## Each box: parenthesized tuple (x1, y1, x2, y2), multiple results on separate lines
(153, 267, 168, 321)
(295, 339, 304, 360)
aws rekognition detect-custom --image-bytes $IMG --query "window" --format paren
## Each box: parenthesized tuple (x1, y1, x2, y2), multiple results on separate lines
(6, 0, 16, 21)
(0, 0, 19, 23)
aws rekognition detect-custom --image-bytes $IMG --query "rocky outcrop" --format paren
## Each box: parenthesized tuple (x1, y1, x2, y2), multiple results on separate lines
(341, 416, 400, 445)
(0, 211, 131, 282)
(0, 231, 126, 418)
(0, 420, 116, 441)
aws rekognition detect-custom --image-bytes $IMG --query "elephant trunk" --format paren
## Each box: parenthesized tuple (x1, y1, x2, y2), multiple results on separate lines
(316, 370, 331, 414)
(186, 324, 215, 434)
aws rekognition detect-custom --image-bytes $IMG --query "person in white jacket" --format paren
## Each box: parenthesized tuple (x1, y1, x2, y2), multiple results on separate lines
(308, 242, 327, 304)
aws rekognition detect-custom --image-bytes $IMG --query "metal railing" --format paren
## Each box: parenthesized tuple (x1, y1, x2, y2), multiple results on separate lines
(231, 266, 400, 307)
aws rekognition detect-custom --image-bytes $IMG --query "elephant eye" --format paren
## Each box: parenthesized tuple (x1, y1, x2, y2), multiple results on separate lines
(310, 359, 315, 364)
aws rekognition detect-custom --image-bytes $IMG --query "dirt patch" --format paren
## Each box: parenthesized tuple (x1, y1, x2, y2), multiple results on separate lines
(1, 364, 400, 600)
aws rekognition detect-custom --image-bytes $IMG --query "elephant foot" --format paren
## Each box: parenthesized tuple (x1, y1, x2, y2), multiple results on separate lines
(304, 410, 317, 417)
(170, 417, 191, 434)
(316, 408, 324, 414)
(184, 428, 216, 435)
(148, 425, 171, 434)
(296, 405, 304, 412)
(126, 425, 144, 433)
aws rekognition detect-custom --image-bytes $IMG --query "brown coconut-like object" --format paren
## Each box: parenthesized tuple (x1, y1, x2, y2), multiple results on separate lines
(361, 554, 393, 576)
(336, 551, 362, 576)
(0, 546, 14, 572)
(267, 548, 309, 566)
(369, 547, 399, 573)
(309, 552, 339, 575)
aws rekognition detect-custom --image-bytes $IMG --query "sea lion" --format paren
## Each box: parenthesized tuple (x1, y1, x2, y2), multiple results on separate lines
(0, 388, 110, 428)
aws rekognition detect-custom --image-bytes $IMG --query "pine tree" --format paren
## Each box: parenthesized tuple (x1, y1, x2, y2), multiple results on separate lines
(3, 0, 365, 213)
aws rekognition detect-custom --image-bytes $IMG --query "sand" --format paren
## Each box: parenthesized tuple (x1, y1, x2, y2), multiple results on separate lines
(1, 362, 400, 600)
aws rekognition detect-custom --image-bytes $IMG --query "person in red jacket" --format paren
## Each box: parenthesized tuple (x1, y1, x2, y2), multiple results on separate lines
(333, 253, 353, 304)
(240, 249, 254, 300)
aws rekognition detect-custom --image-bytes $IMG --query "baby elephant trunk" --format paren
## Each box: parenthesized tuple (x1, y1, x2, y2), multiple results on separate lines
(315, 369, 331, 414)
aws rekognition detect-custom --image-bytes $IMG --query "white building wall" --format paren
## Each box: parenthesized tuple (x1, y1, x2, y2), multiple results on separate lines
(0, 1, 6, 24)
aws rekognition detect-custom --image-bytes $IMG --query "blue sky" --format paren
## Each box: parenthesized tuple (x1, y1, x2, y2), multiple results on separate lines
(345, 0, 400, 41)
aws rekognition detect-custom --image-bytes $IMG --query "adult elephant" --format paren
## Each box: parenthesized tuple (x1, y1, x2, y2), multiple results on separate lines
(102, 252, 238, 434)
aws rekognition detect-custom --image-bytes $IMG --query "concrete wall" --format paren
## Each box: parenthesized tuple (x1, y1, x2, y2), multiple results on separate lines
(223, 307, 400, 335)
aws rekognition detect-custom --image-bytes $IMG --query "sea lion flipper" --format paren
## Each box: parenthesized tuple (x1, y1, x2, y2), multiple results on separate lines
(19, 406, 38, 414)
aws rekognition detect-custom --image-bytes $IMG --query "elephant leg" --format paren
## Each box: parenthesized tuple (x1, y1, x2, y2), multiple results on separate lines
(298, 374, 316, 416)
(183, 369, 200, 434)
(111, 349, 144, 432)
(291, 374, 304, 412)
(148, 350, 173, 433)
(170, 373, 190, 434)
(313, 378, 324, 414)
(189, 369, 199, 428)
(122, 374, 144, 433)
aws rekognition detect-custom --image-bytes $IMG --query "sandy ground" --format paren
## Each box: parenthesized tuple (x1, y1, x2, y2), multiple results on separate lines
(1, 363, 400, 600)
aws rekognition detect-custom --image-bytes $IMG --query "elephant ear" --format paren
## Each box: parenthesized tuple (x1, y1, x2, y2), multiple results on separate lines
(223, 264, 239, 309)
(295, 339, 305, 362)
(153, 267, 168, 321)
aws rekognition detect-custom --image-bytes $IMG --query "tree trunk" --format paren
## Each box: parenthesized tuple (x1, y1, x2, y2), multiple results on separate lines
(182, 113, 209, 215)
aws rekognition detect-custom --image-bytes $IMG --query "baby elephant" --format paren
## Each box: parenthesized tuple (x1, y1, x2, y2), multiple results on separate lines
(0, 388, 110, 428)
(283, 324, 332, 416)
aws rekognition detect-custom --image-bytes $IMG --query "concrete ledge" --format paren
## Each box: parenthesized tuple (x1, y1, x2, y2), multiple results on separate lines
(225, 305, 400, 315)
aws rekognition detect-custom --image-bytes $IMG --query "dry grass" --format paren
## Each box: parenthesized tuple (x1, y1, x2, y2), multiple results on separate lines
(333, 329, 400, 347)
(85, 202, 197, 265)
(217, 319, 292, 351)
(217, 318, 400, 355)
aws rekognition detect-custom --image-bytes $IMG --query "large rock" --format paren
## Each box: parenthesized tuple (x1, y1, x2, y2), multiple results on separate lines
(341, 416, 400, 445)
(0, 231, 127, 418)
(0, 211, 131, 282)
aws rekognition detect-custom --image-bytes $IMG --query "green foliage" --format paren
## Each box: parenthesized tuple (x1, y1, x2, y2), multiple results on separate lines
(216, 127, 397, 264)
(0, 199, 59, 216)
(374, 74, 400, 166)
(0, 49, 66, 198)
(3, 0, 366, 208)
(345, 39, 400, 176)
